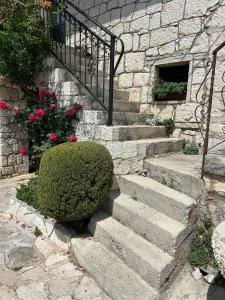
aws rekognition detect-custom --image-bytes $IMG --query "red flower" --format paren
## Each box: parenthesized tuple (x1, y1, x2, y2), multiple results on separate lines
(50, 91, 57, 100)
(50, 103, 57, 111)
(49, 133, 58, 142)
(28, 114, 38, 122)
(35, 108, 45, 118)
(76, 103, 82, 111)
(68, 135, 78, 142)
(0, 101, 9, 110)
(66, 108, 75, 117)
(39, 89, 48, 98)
(19, 146, 27, 157)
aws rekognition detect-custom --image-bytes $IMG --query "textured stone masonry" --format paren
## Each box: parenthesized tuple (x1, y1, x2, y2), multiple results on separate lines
(72, 0, 225, 154)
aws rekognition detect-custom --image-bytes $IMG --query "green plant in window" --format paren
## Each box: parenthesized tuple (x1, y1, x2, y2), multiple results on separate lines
(153, 81, 188, 100)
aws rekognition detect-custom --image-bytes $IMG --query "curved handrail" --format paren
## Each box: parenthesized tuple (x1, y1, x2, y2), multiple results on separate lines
(195, 40, 225, 178)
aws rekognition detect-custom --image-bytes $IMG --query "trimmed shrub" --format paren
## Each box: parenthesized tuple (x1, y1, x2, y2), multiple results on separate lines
(37, 142, 113, 221)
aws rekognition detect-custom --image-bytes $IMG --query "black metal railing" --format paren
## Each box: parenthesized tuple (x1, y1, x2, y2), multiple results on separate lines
(195, 41, 225, 179)
(41, 0, 124, 126)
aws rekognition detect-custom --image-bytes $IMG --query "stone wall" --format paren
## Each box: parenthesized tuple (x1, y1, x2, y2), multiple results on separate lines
(73, 0, 225, 154)
(0, 84, 29, 178)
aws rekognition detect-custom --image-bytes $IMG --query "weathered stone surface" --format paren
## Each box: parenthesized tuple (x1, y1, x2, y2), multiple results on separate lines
(150, 26, 178, 47)
(161, 0, 185, 25)
(125, 52, 145, 72)
(17, 283, 48, 300)
(204, 155, 225, 178)
(6, 246, 37, 270)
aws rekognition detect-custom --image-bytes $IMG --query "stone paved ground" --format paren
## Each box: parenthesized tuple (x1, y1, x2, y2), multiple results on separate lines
(0, 176, 109, 300)
(166, 265, 225, 300)
(1, 176, 225, 300)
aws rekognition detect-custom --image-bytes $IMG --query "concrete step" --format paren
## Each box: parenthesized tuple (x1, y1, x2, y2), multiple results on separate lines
(104, 192, 187, 255)
(89, 211, 175, 290)
(79, 110, 154, 125)
(103, 138, 185, 160)
(144, 154, 207, 204)
(117, 175, 197, 225)
(76, 125, 166, 142)
(70, 237, 158, 300)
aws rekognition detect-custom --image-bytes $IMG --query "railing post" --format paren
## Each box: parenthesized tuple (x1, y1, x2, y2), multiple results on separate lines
(201, 53, 217, 179)
(108, 36, 116, 126)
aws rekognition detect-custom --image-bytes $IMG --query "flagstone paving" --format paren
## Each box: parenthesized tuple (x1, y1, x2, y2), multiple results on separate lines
(1, 176, 225, 300)
(0, 176, 109, 300)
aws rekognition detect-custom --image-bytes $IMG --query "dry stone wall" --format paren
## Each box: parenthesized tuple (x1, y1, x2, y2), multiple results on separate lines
(0, 84, 28, 178)
(73, 0, 225, 154)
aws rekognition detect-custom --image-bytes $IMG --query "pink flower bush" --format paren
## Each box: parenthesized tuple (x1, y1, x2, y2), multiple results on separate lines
(35, 108, 45, 118)
(68, 135, 78, 142)
(7, 89, 82, 167)
(28, 114, 38, 122)
(39, 89, 48, 98)
(0, 101, 9, 110)
(66, 108, 75, 117)
(49, 133, 59, 142)
(19, 146, 27, 156)
(50, 103, 57, 111)
(50, 91, 57, 100)
(76, 103, 82, 111)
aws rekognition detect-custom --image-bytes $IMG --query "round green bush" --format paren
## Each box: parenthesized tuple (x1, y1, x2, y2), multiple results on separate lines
(37, 141, 113, 221)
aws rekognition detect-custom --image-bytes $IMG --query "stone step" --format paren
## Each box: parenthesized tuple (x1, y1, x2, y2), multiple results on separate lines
(89, 211, 175, 290)
(104, 192, 187, 255)
(91, 100, 140, 113)
(70, 237, 158, 300)
(80, 110, 154, 125)
(103, 138, 185, 160)
(76, 125, 166, 142)
(143, 154, 207, 205)
(117, 175, 197, 225)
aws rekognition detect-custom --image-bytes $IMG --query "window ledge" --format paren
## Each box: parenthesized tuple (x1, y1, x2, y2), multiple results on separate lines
(153, 100, 186, 105)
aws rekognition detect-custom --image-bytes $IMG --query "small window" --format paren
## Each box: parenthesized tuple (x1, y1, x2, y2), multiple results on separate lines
(153, 63, 189, 102)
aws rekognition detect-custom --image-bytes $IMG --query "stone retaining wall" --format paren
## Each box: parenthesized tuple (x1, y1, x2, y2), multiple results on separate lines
(73, 0, 225, 154)
(0, 84, 29, 178)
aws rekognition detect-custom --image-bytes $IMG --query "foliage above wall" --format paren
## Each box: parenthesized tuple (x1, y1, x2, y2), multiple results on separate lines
(153, 81, 187, 101)
(0, 0, 50, 92)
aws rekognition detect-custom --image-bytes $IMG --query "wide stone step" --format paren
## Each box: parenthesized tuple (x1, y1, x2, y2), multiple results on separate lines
(89, 211, 175, 290)
(76, 125, 166, 142)
(144, 154, 206, 204)
(70, 237, 158, 300)
(80, 110, 154, 125)
(117, 175, 197, 225)
(104, 192, 186, 255)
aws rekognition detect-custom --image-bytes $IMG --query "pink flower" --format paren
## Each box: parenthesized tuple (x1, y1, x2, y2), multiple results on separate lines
(66, 108, 75, 117)
(0, 101, 9, 110)
(76, 103, 82, 111)
(13, 106, 20, 116)
(19, 146, 27, 157)
(50, 103, 57, 111)
(39, 89, 48, 98)
(68, 135, 78, 142)
(28, 114, 38, 122)
(35, 108, 45, 118)
(49, 133, 58, 142)
(50, 91, 57, 100)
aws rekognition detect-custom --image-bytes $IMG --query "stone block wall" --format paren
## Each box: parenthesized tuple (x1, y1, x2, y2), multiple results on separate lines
(0, 84, 29, 178)
(73, 0, 225, 154)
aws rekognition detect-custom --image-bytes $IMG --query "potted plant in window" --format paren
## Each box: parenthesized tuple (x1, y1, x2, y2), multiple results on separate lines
(153, 80, 187, 101)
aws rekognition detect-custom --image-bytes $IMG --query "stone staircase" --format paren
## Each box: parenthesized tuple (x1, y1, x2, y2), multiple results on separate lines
(40, 54, 199, 299)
